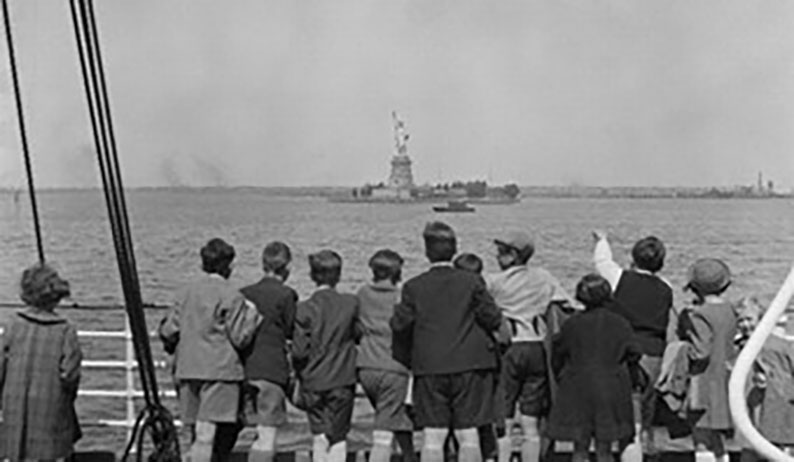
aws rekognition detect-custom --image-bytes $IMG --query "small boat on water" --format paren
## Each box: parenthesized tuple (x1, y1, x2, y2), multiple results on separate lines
(432, 200, 476, 213)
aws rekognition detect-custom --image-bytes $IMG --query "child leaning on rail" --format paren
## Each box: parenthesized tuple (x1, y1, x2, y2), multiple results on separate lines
(545, 273, 639, 462)
(158, 238, 262, 462)
(676, 258, 737, 462)
(0, 263, 82, 462)
(356, 249, 416, 462)
(733, 296, 794, 461)
(292, 250, 361, 462)
(240, 241, 299, 462)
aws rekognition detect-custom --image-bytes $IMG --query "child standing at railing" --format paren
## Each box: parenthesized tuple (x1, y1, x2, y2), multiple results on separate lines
(356, 249, 415, 462)
(545, 273, 638, 462)
(159, 238, 262, 462)
(677, 258, 737, 462)
(292, 250, 361, 462)
(0, 263, 82, 462)
(241, 241, 299, 462)
(734, 296, 794, 461)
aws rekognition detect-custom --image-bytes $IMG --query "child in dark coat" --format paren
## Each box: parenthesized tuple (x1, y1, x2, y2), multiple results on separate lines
(0, 263, 82, 462)
(293, 250, 361, 462)
(546, 274, 639, 462)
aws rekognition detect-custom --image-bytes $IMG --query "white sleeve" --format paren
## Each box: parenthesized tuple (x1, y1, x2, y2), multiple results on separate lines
(593, 238, 623, 292)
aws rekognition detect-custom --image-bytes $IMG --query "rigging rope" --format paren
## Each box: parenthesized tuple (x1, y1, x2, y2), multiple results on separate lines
(2, 0, 45, 263)
(68, 0, 180, 459)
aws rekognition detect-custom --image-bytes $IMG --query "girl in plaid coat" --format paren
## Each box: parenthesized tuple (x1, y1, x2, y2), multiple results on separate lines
(0, 263, 82, 461)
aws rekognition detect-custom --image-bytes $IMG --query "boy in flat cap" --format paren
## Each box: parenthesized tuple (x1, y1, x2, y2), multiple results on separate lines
(592, 230, 674, 462)
(356, 249, 416, 462)
(391, 222, 503, 462)
(293, 250, 361, 462)
(485, 231, 576, 462)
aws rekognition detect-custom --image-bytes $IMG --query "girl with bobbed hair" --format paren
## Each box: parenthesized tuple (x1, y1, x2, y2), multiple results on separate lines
(1, 263, 82, 461)
(546, 274, 639, 462)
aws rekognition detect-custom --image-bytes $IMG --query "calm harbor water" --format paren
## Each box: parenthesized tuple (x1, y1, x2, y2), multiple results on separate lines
(2, 188, 794, 453)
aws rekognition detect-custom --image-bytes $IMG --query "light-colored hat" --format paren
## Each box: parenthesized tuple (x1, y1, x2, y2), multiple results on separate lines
(686, 258, 731, 295)
(494, 231, 534, 254)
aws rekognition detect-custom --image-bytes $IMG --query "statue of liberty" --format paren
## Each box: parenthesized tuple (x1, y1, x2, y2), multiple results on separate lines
(392, 111, 409, 156)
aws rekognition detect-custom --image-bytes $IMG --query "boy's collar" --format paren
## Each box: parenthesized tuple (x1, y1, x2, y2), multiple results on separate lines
(371, 279, 397, 290)
(430, 261, 453, 268)
(18, 307, 66, 324)
(316, 284, 335, 291)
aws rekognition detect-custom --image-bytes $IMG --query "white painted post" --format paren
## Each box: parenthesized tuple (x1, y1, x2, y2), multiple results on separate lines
(728, 264, 794, 462)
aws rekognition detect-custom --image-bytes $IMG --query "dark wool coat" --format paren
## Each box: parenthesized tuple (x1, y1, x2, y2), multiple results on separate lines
(0, 308, 82, 460)
(546, 306, 638, 443)
(390, 265, 502, 376)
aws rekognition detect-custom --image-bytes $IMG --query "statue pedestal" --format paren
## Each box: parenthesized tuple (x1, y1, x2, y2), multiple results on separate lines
(388, 154, 414, 191)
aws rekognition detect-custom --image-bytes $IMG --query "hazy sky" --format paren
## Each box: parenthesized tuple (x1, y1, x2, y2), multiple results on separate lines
(1, 1, 794, 189)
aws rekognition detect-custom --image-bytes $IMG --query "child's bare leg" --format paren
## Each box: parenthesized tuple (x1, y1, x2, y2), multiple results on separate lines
(249, 425, 278, 462)
(518, 415, 541, 462)
(190, 421, 217, 462)
(595, 441, 613, 462)
(423, 428, 449, 462)
(312, 434, 330, 462)
(454, 427, 483, 462)
(370, 430, 394, 462)
(572, 439, 590, 462)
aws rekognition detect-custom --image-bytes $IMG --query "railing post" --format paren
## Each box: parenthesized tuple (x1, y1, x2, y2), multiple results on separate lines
(125, 317, 135, 442)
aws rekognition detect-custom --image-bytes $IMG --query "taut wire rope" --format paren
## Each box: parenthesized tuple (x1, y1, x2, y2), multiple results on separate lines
(2, 0, 45, 263)
(68, 0, 180, 459)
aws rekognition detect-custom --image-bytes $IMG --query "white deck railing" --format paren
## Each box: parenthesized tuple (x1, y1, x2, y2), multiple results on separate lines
(0, 312, 179, 441)
(728, 265, 794, 462)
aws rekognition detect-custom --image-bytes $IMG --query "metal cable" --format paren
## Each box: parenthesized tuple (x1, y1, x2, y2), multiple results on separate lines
(68, 1, 180, 459)
(2, 0, 45, 263)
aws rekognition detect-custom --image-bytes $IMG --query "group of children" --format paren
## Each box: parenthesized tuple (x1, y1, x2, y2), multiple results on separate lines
(1, 221, 793, 462)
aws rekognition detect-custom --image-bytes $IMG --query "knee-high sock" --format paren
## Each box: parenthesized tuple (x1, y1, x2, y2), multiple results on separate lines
(422, 428, 448, 462)
(620, 426, 642, 462)
(370, 430, 394, 462)
(327, 440, 348, 462)
(191, 421, 217, 462)
(695, 451, 717, 462)
(455, 428, 482, 462)
(313, 435, 330, 462)
(518, 416, 540, 462)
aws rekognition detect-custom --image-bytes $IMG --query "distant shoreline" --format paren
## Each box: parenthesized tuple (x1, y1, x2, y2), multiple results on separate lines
(0, 185, 791, 199)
